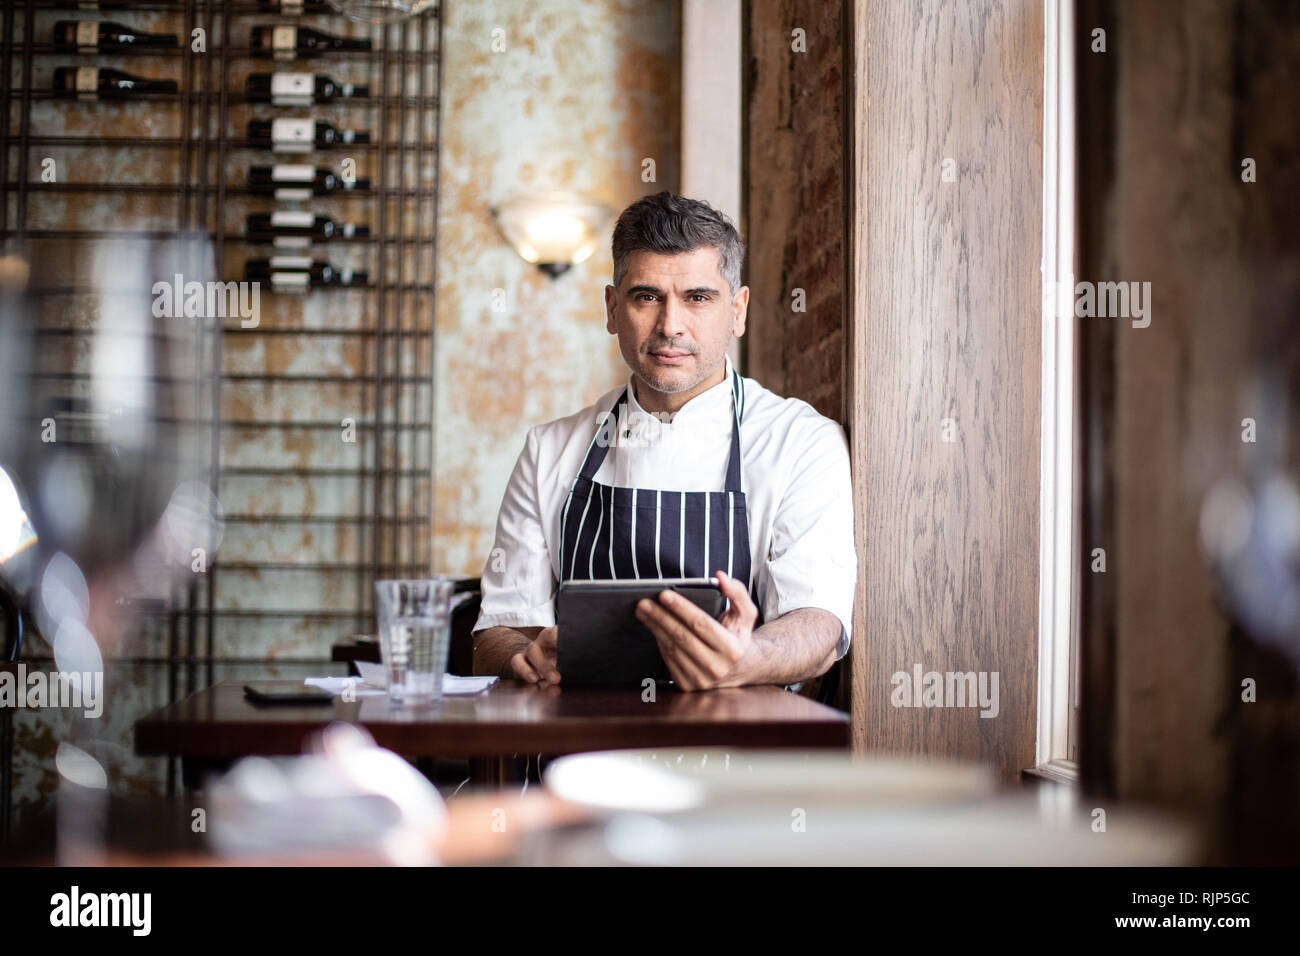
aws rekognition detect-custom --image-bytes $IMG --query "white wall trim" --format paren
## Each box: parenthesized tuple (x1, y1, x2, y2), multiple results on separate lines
(1036, 0, 1079, 768)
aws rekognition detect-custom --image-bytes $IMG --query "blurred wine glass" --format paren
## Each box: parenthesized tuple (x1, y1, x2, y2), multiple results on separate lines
(0, 238, 218, 606)
(0, 253, 38, 660)
(0, 234, 221, 858)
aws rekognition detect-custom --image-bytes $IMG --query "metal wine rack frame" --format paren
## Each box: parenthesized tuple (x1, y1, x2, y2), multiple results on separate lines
(0, 2, 442, 706)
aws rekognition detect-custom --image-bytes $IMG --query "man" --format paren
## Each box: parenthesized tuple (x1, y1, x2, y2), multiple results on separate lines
(472, 191, 856, 690)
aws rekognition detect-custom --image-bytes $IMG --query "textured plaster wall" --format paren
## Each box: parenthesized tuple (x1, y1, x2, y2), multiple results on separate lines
(432, 0, 680, 576)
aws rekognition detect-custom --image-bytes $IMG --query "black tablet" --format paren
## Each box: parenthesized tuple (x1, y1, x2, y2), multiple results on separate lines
(555, 578, 727, 685)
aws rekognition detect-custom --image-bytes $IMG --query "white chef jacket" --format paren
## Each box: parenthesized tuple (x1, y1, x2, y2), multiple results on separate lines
(473, 355, 857, 661)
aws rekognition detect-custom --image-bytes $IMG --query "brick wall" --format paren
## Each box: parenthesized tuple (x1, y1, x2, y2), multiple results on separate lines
(742, 0, 847, 424)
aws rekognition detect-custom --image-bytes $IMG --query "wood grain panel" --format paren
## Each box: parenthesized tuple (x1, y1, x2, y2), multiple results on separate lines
(848, 0, 1043, 778)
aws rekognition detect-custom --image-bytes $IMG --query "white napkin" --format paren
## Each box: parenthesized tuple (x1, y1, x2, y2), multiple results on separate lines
(304, 676, 386, 698)
(305, 662, 498, 699)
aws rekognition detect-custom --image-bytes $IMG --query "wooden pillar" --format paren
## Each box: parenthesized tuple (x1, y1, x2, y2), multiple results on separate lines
(847, 0, 1044, 778)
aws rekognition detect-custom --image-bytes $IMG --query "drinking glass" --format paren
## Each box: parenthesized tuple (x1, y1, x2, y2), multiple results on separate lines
(373, 578, 454, 706)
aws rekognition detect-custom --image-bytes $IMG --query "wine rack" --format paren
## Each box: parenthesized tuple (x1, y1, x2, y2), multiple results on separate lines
(0, 2, 442, 701)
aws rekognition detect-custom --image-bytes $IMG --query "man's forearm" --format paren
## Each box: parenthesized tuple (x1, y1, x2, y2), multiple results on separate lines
(729, 608, 842, 687)
(472, 625, 540, 679)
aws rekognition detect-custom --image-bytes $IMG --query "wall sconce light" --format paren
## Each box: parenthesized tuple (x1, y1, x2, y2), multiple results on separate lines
(491, 193, 612, 279)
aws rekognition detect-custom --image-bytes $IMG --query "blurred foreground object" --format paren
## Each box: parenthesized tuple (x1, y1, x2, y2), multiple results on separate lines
(0, 237, 220, 650)
(208, 723, 447, 865)
(0, 257, 38, 600)
(55, 742, 109, 866)
(544, 747, 996, 814)
(537, 749, 1197, 865)
(527, 796, 1198, 866)
(0, 236, 219, 860)
(3, 241, 192, 579)
(1201, 468, 1300, 673)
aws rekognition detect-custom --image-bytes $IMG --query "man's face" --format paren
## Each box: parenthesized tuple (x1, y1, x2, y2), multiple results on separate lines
(604, 247, 749, 399)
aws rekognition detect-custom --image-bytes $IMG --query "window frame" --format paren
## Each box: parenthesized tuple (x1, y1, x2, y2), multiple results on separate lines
(1035, 0, 1081, 776)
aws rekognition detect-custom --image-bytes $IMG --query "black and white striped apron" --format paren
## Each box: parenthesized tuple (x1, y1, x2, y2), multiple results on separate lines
(559, 367, 753, 593)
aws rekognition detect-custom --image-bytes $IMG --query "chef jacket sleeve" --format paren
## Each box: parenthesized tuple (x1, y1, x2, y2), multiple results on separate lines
(472, 426, 558, 631)
(759, 417, 857, 660)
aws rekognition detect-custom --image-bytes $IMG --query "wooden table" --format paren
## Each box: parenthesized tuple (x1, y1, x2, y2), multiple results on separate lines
(135, 678, 849, 785)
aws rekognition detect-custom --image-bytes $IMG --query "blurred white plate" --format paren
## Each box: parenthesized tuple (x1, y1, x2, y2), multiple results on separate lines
(523, 798, 1201, 866)
(543, 748, 996, 815)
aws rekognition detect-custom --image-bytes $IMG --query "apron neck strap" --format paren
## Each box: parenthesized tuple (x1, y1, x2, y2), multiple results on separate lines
(725, 368, 744, 492)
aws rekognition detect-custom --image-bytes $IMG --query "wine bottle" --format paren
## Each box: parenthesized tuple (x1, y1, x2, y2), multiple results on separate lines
(245, 72, 368, 106)
(53, 20, 179, 51)
(53, 66, 177, 101)
(250, 25, 371, 61)
(258, 0, 330, 13)
(247, 118, 370, 152)
(51, 1, 155, 9)
(244, 257, 369, 291)
(245, 211, 371, 247)
(248, 165, 372, 200)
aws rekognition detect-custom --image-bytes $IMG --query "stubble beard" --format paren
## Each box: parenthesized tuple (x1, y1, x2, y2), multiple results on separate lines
(626, 340, 728, 397)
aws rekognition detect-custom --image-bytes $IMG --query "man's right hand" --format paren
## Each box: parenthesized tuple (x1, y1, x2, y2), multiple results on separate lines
(509, 626, 560, 683)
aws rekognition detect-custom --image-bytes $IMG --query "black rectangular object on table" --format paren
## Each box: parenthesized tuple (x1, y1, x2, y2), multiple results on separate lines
(556, 578, 727, 685)
(242, 682, 333, 706)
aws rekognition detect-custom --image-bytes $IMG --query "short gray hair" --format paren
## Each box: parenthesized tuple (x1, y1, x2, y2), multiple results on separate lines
(611, 191, 745, 295)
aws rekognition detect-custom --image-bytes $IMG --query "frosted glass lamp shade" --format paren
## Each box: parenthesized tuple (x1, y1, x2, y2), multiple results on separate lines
(492, 194, 612, 279)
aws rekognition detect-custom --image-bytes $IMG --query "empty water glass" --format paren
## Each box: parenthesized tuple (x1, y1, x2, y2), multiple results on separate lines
(374, 578, 454, 706)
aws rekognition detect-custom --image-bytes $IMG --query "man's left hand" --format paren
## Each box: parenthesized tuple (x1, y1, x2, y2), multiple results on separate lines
(635, 570, 758, 690)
